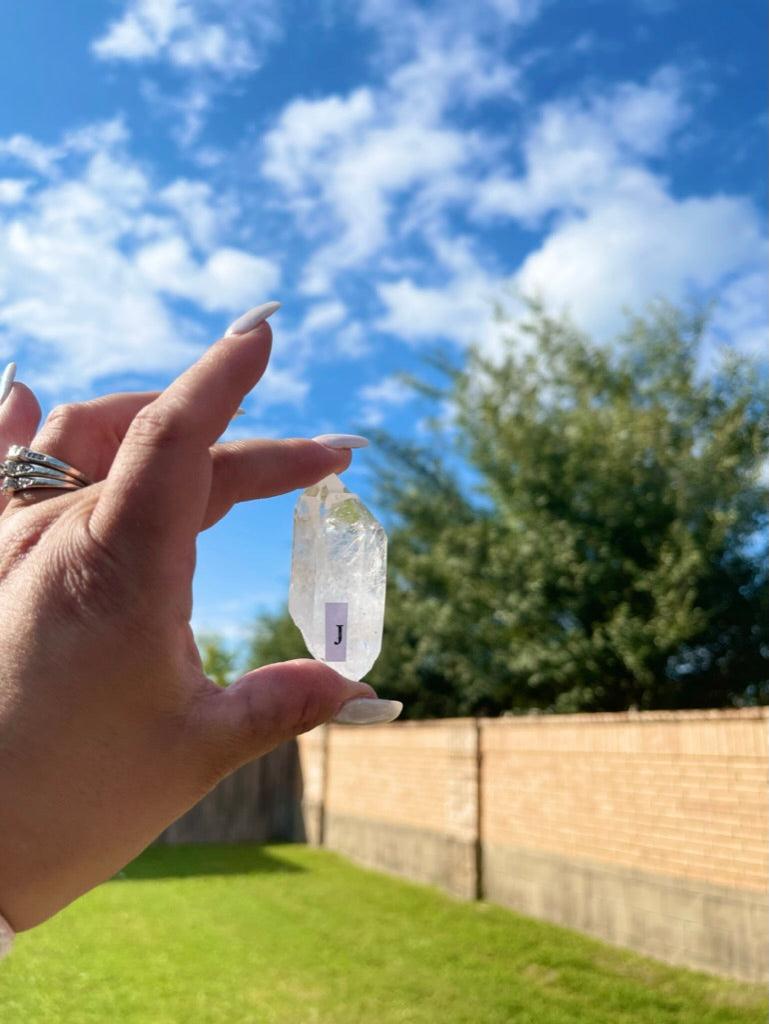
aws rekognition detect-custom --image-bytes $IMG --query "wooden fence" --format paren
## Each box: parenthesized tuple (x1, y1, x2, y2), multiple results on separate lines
(155, 739, 304, 845)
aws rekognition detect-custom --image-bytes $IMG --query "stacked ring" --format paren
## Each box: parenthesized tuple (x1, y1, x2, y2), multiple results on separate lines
(1, 446, 92, 496)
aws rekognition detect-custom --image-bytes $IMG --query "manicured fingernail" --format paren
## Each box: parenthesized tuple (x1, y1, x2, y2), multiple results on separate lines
(313, 433, 370, 450)
(0, 362, 16, 406)
(333, 698, 403, 725)
(225, 301, 281, 337)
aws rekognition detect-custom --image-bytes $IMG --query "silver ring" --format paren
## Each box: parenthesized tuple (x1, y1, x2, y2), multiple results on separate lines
(2, 445, 92, 496)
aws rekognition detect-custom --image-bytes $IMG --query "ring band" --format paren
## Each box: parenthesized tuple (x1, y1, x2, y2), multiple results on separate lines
(5, 445, 91, 484)
(1, 445, 92, 496)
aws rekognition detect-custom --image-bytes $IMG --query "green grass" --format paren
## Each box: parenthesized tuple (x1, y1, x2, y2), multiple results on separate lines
(1, 845, 764, 1024)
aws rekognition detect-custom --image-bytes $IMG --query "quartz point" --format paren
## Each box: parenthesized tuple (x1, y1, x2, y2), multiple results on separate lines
(289, 474, 387, 681)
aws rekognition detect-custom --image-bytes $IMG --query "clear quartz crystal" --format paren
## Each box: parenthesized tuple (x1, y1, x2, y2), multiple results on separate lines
(289, 474, 387, 681)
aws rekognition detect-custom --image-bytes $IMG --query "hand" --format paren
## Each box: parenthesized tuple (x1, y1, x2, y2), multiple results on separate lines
(0, 365, 42, 507)
(0, 312, 383, 931)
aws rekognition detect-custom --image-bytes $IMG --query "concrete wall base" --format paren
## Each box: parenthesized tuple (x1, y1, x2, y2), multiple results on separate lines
(323, 811, 478, 901)
(483, 843, 768, 982)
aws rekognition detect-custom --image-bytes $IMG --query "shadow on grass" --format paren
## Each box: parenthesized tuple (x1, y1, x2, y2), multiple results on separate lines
(114, 843, 307, 881)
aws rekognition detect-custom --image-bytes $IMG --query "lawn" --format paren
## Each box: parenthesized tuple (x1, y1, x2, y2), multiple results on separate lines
(0, 845, 764, 1024)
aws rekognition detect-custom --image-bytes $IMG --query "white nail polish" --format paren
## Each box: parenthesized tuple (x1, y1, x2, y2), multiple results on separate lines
(225, 301, 281, 337)
(333, 698, 403, 725)
(0, 362, 16, 405)
(313, 433, 370, 450)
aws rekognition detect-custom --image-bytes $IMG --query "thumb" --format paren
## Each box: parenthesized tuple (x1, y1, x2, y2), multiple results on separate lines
(195, 659, 398, 776)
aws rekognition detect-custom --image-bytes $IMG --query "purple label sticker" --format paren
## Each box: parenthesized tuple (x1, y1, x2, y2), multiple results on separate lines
(325, 602, 348, 661)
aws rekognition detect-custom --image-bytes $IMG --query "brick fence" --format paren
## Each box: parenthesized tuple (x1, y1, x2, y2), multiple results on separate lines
(297, 708, 768, 982)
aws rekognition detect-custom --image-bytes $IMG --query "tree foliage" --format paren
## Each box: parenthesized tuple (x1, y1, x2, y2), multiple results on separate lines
(248, 302, 768, 716)
(245, 608, 310, 670)
(197, 633, 238, 688)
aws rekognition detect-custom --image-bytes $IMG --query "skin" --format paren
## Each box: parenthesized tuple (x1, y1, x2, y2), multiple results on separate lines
(0, 321, 376, 931)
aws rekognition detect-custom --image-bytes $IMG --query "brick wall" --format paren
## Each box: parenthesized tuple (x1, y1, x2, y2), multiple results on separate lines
(481, 710, 767, 891)
(320, 720, 479, 898)
(326, 719, 477, 838)
(297, 708, 768, 981)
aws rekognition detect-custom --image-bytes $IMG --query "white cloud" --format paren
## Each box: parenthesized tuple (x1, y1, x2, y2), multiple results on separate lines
(262, 81, 475, 294)
(333, 322, 369, 358)
(93, 0, 179, 60)
(63, 117, 132, 155)
(0, 209, 193, 392)
(357, 0, 547, 52)
(481, 73, 766, 352)
(705, 269, 768, 364)
(260, 2, 532, 297)
(0, 134, 60, 175)
(386, 33, 521, 122)
(92, 0, 280, 75)
(473, 67, 688, 224)
(369, 67, 766, 364)
(0, 180, 31, 205)
(262, 44, 764, 369)
(261, 89, 376, 195)
(358, 375, 414, 426)
(252, 363, 309, 408)
(136, 236, 280, 311)
(376, 273, 496, 347)
(158, 178, 226, 248)
(92, 3, 283, 144)
(484, 0, 548, 22)
(79, 6, 766, 390)
(140, 80, 215, 148)
(514, 187, 766, 343)
(0, 121, 284, 396)
(604, 67, 688, 156)
(300, 300, 347, 334)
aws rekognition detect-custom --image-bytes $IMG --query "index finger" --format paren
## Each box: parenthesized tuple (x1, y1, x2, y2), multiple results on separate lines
(0, 381, 42, 451)
(0, 378, 42, 513)
(90, 310, 276, 564)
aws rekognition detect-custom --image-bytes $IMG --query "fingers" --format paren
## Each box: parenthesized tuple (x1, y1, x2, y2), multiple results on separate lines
(28, 392, 161, 481)
(0, 392, 160, 515)
(0, 381, 42, 452)
(90, 323, 273, 561)
(202, 439, 353, 529)
(0, 379, 42, 512)
(195, 660, 377, 775)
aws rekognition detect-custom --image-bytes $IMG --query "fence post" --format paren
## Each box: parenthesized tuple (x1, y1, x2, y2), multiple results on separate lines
(318, 723, 329, 846)
(475, 717, 484, 901)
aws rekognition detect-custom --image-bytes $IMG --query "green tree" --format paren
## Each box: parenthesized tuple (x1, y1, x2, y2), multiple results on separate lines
(246, 302, 768, 716)
(245, 608, 309, 669)
(197, 633, 238, 688)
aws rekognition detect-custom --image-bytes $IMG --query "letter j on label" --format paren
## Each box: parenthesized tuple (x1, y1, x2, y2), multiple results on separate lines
(325, 602, 348, 661)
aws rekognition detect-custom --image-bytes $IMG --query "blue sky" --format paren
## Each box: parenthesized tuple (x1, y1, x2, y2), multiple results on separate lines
(0, 0, 766, 646)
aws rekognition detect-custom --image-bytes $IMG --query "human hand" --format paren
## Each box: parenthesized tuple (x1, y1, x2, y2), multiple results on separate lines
(0, 363, 42, 510)
(0, 306, 398, 932)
